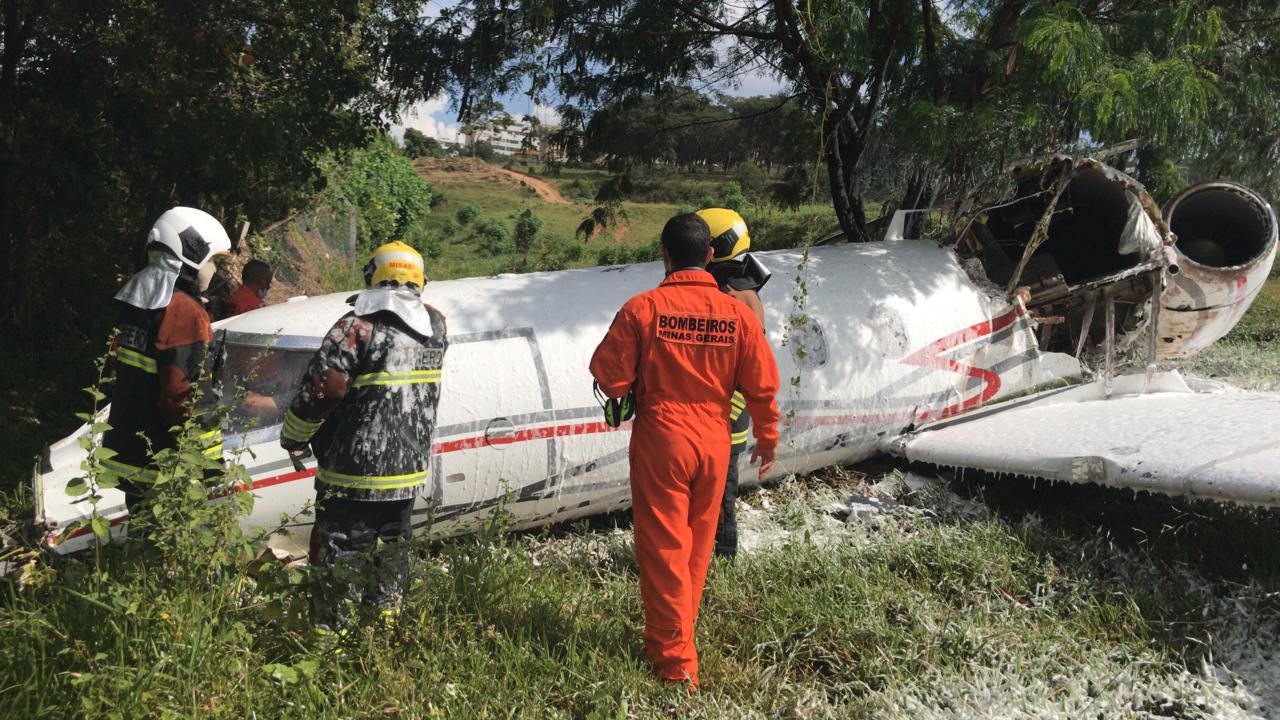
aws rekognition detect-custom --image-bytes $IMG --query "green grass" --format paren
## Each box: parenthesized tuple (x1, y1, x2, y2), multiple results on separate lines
(1, 470, 1274, 717)
(420, 183, 682, 279)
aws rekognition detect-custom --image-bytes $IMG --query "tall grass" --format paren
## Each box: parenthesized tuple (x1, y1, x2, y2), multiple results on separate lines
(2, 463, 1276, 717)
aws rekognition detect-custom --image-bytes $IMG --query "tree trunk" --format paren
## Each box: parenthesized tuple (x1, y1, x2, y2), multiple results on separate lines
(823, 115, 870, 242)
(899, 169, 937, 239)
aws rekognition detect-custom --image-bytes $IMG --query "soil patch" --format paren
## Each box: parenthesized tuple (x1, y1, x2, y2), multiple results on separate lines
(412, 157, 571, 204)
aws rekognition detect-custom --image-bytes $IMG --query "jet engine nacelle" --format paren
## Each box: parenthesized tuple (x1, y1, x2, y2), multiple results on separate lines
(1156, 181, 1278, 357)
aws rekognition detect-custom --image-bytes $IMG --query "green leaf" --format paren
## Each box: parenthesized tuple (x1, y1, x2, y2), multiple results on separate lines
(295, 659, 320, 679)
(262, 663, 299, 685)
(65, 477, 89, 497)
(95, 474, 119, 490)
(90, 515, 109, 541)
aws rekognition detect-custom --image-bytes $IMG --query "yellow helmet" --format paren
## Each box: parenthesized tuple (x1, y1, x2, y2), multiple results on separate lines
(696, 208, 750, 263)
(363, 241, 425, 289)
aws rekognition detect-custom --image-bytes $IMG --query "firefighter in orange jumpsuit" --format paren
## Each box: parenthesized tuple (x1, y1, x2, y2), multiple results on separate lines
(589, 213, 781, 686)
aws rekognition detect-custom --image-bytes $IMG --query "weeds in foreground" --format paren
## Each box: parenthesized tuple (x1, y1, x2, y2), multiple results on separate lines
(2, 460, 1276, 717)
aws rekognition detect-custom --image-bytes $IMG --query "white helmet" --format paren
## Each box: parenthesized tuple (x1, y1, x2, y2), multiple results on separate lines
(147, 206, 232, 271)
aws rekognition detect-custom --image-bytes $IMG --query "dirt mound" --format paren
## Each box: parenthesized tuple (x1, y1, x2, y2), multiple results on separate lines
(412, 157, 571, 204)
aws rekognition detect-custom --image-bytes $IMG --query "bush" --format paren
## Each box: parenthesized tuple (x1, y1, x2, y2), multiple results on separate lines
(440, 218, 461, 239)
(720, 181, 746, 211)
(417, 230, 445, 261)
(472, 217, 514, 256)
(595, 240, 660, 266)
(430, 191, 448, 209)
(456, 204, 481, 226)
(772, 163, 820, 210)
(513, 209, 544, 255)
(319, 136, 433, 252)
(560, 242, 584, 263)
(471, 140, 497, 163)
(734, 160, 769, 200)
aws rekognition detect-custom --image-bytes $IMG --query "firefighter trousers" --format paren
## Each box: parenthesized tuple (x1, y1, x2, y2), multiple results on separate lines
(714, 449, 741, 560)
(629, 427, 730, 686)
(309, 487, 414, 629)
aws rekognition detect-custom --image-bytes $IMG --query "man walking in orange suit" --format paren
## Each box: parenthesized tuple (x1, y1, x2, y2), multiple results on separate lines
(589, 212, 780, 687)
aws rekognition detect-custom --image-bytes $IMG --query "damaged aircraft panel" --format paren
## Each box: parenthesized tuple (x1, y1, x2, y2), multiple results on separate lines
(884, 372, 1280, 507)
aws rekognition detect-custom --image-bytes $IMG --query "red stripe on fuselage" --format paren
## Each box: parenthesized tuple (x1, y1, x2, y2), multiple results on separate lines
(901, 304, 1025, 422)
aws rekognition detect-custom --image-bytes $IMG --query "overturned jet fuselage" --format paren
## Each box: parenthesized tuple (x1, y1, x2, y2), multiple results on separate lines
(32, 156, 1280, 556)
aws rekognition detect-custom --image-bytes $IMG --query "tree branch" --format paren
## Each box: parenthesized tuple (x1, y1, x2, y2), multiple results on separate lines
(669, 1, 782, 42)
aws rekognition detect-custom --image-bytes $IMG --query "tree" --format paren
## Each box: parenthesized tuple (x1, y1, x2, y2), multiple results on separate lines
(381, 1, 1280, 244)
(0, 0, 416, 331)
(403, 128, 442, 158)
(459, 98, 511, 158)
(513, 208, 543, 256)
(320, 136, 433, 251)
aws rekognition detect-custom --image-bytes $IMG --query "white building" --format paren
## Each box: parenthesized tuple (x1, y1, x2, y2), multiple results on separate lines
(469, 117, 535, 156)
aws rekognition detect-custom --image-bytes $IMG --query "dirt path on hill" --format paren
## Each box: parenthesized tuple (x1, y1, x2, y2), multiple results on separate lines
(496, 168, 571, 204)
(412, 157, 573, 204)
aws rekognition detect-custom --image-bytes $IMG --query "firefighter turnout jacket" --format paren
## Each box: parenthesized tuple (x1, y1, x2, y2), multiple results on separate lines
(103, 290, 222, 484)
(281, 299, 448, 501)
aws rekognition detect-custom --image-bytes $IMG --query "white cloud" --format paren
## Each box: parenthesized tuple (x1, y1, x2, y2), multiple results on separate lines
(390, 95, 463, 144)
(530, 102, 561, 127)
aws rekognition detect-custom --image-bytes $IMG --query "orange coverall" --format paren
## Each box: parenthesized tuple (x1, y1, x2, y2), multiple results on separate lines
(589, 269, 780, 685)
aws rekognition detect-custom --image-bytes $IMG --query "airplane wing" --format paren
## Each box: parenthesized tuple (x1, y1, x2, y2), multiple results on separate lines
(883, 371, 1280, 506)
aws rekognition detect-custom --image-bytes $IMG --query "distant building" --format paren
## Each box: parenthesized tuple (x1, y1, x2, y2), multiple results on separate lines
(468, 117, 534, 156)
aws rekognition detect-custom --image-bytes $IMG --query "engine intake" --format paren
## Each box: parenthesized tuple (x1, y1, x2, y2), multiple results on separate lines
(1156, 181, 1278, 357)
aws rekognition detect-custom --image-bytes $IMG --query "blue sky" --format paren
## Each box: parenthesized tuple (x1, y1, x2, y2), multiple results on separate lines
(388, 0, 791, 142)
(390, 62, 788, 143)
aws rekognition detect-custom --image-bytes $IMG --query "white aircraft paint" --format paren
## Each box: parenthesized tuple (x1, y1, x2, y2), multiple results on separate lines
(887, 371, 1280, 506)
(33, 160, 1280, 556)
(35, 239, 1081, 554)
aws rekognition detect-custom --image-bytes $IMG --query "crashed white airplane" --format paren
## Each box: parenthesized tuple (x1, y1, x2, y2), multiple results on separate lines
(33, 156, 1280, 555)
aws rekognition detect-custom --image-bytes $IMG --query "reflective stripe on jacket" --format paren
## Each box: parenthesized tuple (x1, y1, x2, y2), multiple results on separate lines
(729, 390, 750, 450)
(103, 289, 219, 481)
(284, 304, 448, 501)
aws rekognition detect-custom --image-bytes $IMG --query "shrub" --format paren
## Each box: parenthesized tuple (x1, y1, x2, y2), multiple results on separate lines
(318, 136, 433, 252)
(456, 204, 481, 226)
(440, 218, 461, 239)
(513, 209, 544, 255)
(472, 217, 514, 256)
(720, 181, 746, 211)
(562, 242, 585, 263)
(471, 140, 497, 163)
(416, 230, 445, 261)
(734, 160, 770, 201)
(595, 240, 660, 266)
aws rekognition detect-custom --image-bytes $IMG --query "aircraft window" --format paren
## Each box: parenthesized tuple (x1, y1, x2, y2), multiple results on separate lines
(219, 344, 314, 435)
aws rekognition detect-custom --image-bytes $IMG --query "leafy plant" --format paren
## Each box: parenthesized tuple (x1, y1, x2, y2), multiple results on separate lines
(318, 137, 433, 252)
(456, 204, 482, 226)
(513, 209, 544, 255)
(472, 217, 514, 256)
